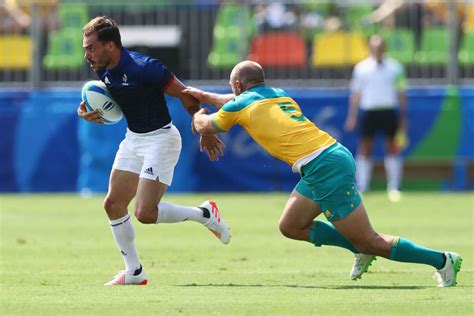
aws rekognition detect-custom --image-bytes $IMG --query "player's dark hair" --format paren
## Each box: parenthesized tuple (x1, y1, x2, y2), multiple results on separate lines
(83, 16, 122, 48)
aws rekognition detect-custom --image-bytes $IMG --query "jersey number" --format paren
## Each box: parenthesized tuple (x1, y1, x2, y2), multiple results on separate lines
(278, 102, 308, 122)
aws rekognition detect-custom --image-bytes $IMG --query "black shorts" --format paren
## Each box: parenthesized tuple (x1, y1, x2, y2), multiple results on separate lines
(359, 109, 399, 139)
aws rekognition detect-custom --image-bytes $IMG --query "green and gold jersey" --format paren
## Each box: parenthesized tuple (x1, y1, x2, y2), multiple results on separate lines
(212, 85, 336, 169)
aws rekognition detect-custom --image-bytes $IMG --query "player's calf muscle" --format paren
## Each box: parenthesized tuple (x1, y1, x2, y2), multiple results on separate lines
(350, 233, 391, 257)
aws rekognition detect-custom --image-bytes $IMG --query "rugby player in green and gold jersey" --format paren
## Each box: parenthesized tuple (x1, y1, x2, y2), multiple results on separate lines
(184, 60, 462, 287)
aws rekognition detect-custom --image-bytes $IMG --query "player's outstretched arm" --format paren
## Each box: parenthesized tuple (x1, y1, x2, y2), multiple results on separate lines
(182, 87, 234, 110)
(165, 77, 224, 161)
(77, 101, 103, 124)
(192, 108, 225, 161)
(165, 76, 202, 116)
(193, 108, 222, 136)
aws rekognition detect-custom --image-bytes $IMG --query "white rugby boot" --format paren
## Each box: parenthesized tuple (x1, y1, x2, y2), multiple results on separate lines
(199, 200, 231, 244)
(434, 252, 462, 287)
(351, 254, 376, 280)
(388, 189, 402, 202)
(105, 266, 148, 286)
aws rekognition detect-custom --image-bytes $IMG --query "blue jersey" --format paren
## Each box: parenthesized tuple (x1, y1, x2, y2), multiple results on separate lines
(96, 48, 174, 133)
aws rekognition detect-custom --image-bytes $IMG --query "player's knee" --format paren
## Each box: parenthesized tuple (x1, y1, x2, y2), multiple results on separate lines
(103, 197, 118, 214)
(134, 205, 157, 224)
(103, 197, 129, 219)
(278, 221, 298, 239)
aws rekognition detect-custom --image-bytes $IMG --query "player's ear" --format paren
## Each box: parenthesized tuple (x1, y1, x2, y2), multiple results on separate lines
(106, 41, 115, 51)
(236, 80, 243, 94)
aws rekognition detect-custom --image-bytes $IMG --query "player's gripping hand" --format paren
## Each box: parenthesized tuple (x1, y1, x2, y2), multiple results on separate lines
(200, 135, 225, 161)
(183, 87, 207, 104)
(77, 101, 104, 124)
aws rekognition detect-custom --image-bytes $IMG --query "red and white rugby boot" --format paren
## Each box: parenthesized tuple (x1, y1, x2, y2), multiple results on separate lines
(104, 266, 148, 286)
(199, 200, 231, 244)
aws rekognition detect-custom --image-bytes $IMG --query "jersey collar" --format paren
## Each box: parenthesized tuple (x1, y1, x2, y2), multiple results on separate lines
(108, 47, 130, 73)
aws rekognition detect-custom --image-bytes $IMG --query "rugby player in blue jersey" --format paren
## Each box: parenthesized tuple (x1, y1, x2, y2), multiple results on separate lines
(184, 60, 462, 287)
(77, 16, 230, 285)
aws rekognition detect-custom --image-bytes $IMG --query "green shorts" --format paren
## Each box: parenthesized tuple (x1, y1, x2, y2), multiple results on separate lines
(295, 142, 362, 222)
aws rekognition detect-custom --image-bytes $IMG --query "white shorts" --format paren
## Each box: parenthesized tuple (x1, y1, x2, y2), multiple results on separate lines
(112, 124, 182, 185)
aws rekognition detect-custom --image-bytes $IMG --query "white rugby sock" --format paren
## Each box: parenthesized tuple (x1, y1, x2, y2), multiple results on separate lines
(385, 155, 403, 191)
(156, 202, 207, 224)
(356, 155, 373, 193)
(109, 213, 141, 274)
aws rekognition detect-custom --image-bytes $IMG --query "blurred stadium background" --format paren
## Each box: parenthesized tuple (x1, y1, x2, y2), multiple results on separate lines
(0, 0, 473, 194)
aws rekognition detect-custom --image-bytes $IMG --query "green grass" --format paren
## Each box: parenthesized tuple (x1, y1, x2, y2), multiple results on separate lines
(1, 192, 473, 315)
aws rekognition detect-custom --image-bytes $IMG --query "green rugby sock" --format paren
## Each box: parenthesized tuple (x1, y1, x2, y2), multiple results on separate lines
(309, 221, 358, 253)
(390, 237, 445, 269)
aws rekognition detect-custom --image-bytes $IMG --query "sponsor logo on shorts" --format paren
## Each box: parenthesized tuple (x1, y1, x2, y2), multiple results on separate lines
(144, 167, 154, 175)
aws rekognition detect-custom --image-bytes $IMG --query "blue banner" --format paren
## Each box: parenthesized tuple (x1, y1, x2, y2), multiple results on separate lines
(0, 86, 473, 192)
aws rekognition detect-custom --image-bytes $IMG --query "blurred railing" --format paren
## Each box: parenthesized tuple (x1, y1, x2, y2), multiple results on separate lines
(1, 0, 473, 88)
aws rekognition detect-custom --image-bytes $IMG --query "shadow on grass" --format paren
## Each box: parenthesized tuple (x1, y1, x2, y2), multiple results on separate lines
(177, 283, 430, 290)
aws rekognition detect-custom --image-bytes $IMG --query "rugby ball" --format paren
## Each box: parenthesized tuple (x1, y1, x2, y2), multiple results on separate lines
(81, 80, 123, 124)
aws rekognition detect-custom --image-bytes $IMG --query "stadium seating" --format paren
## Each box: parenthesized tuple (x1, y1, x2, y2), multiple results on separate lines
(345, 3, 377, 36)
(0, 36, 32, 69)
(43, 29, 84, 69)
(299, 2, 332, 42)
(414, 28, 449, 65)
(207, 3, 255, 68)
(58, 3, 89, 30)
(381, 29, 415, 64)
(248, 32, 307, 67)
(43, 3, 88, 70)
(459, 32, 474, 65)
(312, 31, 369, 67)
(464, 5, 474, 33)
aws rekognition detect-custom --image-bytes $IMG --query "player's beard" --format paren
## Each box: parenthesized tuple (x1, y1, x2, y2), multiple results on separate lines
(91, 53, 112, 72)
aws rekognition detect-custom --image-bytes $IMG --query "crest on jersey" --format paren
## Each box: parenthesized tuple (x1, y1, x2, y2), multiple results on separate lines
(122, 74, 129, 86)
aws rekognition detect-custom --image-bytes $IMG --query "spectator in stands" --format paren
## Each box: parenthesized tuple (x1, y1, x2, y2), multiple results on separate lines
(297, 2, 340, 56)
(254, 2, 297, 34)
(298, 2, 336, 34)
(424, 0, 466, 26)
(345, 35, 408, 202)
(364, 0, 424, 47)
(424, 0, 466, 52)
(366, 0, 464, 50)
(0, 0, 30, 34)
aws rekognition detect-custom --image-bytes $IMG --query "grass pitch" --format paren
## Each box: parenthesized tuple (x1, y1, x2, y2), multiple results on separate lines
(0, 192, 473, 315)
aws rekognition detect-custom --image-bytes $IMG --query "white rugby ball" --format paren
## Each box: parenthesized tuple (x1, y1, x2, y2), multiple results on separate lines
(81, 80, 123, 125)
